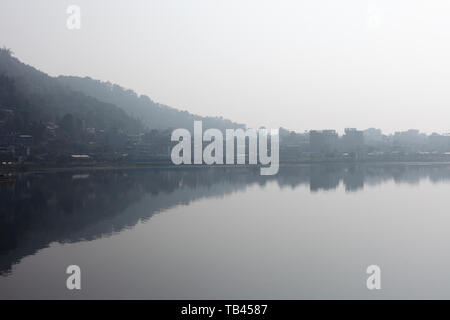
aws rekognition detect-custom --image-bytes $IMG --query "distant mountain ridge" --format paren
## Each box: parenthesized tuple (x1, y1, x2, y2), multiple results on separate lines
(0, 48, 143, 135)
(57, 75, 245, 132)
(0, 47, 245, 139)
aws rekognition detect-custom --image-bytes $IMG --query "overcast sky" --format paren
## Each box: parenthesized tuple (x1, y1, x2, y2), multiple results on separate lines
(2, 0, 450, 133)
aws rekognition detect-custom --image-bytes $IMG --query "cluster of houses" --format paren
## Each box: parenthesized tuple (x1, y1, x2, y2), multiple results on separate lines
(280, 128, 450, 162)
(4, 121, 450, 166)
(0, 134, 33, 164)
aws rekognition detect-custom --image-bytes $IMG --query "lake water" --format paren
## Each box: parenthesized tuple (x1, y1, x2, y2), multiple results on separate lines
(1, 163, 450, 299)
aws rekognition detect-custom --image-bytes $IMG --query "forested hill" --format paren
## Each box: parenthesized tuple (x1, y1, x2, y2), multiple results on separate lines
(0, 48, 143, 136)
(0, 47, 245, 147)
(57, 75, 245, 132)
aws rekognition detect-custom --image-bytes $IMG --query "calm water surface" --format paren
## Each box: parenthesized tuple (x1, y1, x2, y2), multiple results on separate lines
(1, 164, 450, 299)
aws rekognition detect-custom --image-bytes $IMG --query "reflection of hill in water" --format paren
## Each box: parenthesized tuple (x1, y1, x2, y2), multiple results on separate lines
(2, 163, 450, 274)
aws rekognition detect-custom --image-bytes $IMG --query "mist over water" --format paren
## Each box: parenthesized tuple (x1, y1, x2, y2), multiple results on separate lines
(1, 164, 450, 299)
(3, 0, 450, 305)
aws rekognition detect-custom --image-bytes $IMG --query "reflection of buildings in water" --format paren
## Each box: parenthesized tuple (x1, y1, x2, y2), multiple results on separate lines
(343, 166, 365, 192)
(308, 164, 365, 192)
(2, 164, 450, 274)
(310, 165, 341, 192)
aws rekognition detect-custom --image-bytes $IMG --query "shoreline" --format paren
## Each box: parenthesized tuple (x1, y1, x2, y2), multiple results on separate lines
(3, 160, 450, 175)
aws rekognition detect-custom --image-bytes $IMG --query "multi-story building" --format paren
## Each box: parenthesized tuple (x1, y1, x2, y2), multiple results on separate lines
(309, 130, 338, 154)
(343, 128, 364, 153)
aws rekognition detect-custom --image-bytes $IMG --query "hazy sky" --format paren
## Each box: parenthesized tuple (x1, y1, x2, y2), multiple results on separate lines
(2, 0, 450, 133)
